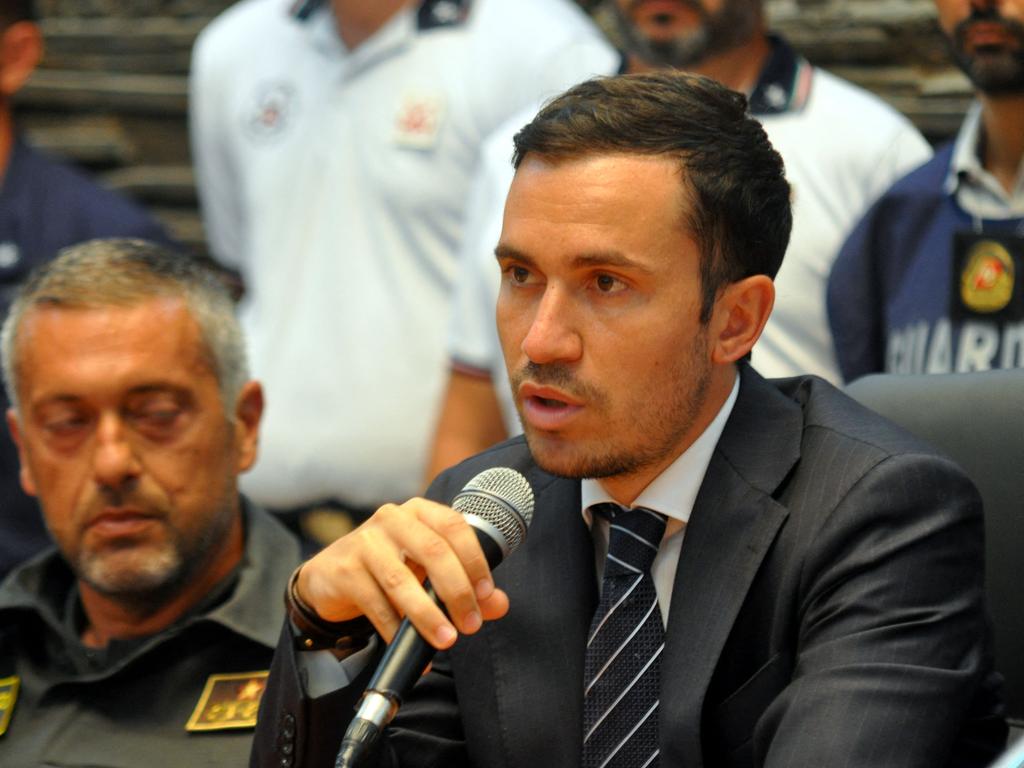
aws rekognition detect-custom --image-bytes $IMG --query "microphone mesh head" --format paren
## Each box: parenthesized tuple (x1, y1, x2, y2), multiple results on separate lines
(452, 468, 534, 553)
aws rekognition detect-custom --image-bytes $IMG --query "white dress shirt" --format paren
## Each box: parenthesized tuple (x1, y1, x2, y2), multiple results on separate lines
(580, 374, 740, 625)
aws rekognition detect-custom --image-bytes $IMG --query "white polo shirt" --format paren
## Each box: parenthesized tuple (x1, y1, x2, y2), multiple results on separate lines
(190, 0, 619, 508)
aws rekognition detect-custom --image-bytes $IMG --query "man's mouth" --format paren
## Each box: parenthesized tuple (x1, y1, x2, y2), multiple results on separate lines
(519, 384, 584, 430)
(85, 509, 159, 538)
(534, 395, 570, 408)
(965, 22, 1017, 49)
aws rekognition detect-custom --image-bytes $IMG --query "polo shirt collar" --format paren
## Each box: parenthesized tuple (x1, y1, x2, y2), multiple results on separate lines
(748, 34, 813, 116)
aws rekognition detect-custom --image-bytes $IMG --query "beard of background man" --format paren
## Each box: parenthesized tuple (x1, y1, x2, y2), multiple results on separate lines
(606, 0, 760, 69)
(949, 7, 1024, 94)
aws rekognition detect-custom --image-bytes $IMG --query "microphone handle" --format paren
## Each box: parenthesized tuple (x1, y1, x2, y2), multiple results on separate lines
(366, 591, 438, 700)
(365, 525, 504, 700)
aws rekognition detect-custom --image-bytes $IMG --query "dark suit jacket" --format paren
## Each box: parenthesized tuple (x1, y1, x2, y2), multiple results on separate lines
(252, 367, 1006, 767)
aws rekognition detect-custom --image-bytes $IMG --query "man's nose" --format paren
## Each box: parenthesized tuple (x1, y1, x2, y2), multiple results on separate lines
(92, 413, 141, 490)
(520, 285, 583, 365)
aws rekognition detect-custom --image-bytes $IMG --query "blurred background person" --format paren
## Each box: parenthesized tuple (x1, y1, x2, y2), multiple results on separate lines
(426, 0, 932, 478)
(189, 0, 618, 543)
(828, 0, 1024, 381)
(0, 0, 174, 579)
(0, 239, 301, 767)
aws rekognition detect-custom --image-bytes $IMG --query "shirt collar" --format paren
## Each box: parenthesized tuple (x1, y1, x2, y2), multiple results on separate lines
(944, 101, 1024, 217)
(202, 499, 303, 648)
(306, 0, 416, 66)
(748, 35, 812, 116)
(946, 102, 987, 196)
(581, 371, 740, 526)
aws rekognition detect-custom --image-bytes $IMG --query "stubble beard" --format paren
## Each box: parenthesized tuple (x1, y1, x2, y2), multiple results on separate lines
(950, 14, 1024, 95)
(607, 0, 758, 70)
(510, 334, 712, 482)
(65, 485, 238, 610)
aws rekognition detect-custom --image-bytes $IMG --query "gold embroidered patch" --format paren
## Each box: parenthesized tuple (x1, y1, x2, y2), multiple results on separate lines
(960, 239, 1015, 313)
(0, 676, 19, 737)
(185, 671, 268, 732)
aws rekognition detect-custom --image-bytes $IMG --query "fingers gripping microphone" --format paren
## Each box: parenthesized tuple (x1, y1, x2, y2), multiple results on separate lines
(336, 468, 535, 768)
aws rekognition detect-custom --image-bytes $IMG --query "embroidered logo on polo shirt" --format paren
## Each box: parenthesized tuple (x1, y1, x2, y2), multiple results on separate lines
(393, 91, 446, 150)
(185, 671, 268, 732)
(960, 239, 1015, 314)
(0, 676, 19, 737)
(244, 83, 297, 142)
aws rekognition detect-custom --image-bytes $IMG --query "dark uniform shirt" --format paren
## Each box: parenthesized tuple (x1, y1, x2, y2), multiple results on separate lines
(0, 135, 174, 578)
(0, 500, 301, 768)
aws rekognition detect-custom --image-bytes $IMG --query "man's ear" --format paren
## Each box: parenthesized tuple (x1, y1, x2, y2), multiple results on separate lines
(708, 275, 775, 364)
(232, 381, 264, 473)
(6, 408, 37, 497)
(0, 21, 43, 98)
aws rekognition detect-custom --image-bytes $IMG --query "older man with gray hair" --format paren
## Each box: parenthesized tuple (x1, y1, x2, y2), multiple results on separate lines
(0, 239, 302, 767)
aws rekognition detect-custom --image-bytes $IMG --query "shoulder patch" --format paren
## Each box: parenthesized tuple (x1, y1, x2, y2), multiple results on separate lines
(393, 90, 447, 149)
(0, 676, 18, 737)
(185, 671, 268, 732)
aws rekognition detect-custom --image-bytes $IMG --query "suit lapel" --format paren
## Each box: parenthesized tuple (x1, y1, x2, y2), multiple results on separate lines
(480, 470, 596, 768)
(660, 366, 802, 767)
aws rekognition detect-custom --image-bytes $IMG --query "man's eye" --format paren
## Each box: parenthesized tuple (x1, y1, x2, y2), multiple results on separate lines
(595, 274, 625, 293)
(134, 409, 181, 428)
(44, 415, 88, 436)
(504, 265, 534, 285)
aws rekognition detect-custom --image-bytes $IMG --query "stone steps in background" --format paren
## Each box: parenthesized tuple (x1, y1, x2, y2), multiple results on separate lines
(12, 1, 973, 257)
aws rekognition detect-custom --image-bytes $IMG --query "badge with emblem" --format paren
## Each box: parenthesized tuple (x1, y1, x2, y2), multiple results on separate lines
(393, 91, 446, 150)
(185, 671, 268, 732)
(244, 83, 297, 142)
(953, 232, 1023, 320)
(0, 676, 18, 737)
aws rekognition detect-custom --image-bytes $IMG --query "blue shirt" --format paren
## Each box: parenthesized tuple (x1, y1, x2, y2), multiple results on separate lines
(828, 143, 1024, 382)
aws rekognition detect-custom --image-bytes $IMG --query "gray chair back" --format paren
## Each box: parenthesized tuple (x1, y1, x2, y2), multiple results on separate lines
(846, 369, 1024, 734)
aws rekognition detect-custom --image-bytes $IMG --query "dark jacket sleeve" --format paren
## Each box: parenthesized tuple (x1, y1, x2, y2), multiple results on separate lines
(251, 470, 471, 768)
(754, 452, 1005, 767)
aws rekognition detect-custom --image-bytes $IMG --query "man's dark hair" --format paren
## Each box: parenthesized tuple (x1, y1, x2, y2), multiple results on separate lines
(0, 0, 36, 26)
(512, 71, 792, 323)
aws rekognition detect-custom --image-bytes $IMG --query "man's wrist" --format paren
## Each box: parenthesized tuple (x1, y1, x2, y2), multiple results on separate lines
(285, 565, 375, 658)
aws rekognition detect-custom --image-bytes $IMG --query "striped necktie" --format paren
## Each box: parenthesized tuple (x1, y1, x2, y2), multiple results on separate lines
(582, 504, 668, 768)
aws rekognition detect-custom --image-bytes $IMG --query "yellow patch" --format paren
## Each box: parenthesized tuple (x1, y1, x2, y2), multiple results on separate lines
(960, 239, 1015, 313)
(185, 671, 268, 732)
(0, 676, 19, 737)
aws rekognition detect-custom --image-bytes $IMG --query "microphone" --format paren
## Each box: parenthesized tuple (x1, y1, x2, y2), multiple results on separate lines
(335, 467, 535, 768)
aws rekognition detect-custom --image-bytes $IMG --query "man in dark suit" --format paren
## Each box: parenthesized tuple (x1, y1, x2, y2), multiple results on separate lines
(252, 71, 1006, 767)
